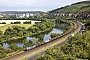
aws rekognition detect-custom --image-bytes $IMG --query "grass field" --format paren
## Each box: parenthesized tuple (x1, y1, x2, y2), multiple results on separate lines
(0, 24, 33, 32)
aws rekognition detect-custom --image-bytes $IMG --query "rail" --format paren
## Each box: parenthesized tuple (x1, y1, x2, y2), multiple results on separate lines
(2, 21, 81, 60)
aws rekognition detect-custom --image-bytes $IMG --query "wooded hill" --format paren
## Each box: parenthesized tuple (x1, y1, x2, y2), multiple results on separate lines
(49, 1, 90, 13)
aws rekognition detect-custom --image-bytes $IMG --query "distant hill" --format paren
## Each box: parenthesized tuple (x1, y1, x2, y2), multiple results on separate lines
(49, 1, 90, 13)
(0, 11, 44, 15)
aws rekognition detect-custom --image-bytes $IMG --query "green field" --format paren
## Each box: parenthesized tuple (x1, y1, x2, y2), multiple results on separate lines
(0, 24, 33, 32)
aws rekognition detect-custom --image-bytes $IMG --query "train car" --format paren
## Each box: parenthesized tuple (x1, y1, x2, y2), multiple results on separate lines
(49, 38, 52, 41)
(24, 45, 36, 51)
(44, 39, 50, 43)
(36, 42, 44, 47)
(36, 42, 40, 47)
(24, 46, 33, 51)
(50, 37, 57, 41)
(32, 45, 36, 48)
(60, 34, 63, 37)
(36, 43, 39, 47)
(57, 35, 61, 38)
(40, 42, 44, 45)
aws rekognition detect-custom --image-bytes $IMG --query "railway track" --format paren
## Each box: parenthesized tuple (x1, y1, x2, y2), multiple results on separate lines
(2, 21, 81, 60)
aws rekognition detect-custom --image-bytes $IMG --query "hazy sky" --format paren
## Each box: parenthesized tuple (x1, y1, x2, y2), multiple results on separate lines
(0, 0, 87, 12)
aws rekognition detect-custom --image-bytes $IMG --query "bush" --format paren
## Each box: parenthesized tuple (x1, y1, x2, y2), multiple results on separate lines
(11, 21, 21, 24)
(0, 22, 6, 24)
(50, 33, 59, 38)
(23, 21, 31, 24)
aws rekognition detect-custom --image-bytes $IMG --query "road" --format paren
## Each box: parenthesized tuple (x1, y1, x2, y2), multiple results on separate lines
(2, 21, 81, 60)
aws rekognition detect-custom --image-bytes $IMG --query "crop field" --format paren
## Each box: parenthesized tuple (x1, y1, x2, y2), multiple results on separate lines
(0, 24, 33, 32)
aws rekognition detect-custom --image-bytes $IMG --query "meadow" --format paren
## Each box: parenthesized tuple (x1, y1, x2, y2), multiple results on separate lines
(0, 24, 33, 32)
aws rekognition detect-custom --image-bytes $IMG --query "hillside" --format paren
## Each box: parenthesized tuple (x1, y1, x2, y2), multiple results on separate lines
(49, 1, 90, 13)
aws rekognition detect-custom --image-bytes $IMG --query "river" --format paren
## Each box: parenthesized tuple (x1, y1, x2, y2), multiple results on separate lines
(2, 23, 68, 49)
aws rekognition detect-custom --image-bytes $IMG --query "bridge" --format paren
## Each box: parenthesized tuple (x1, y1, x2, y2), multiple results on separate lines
(2, 21, 81, 60)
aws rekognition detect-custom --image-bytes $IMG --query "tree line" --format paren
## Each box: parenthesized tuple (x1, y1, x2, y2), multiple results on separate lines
(0, 21, 31, 24)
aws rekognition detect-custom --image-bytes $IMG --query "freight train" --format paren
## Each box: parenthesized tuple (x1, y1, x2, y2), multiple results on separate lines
(24, 39, 50, 51)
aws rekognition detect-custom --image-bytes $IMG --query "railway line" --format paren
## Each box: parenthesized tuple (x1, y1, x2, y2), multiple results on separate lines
(2, 21, 81, 60)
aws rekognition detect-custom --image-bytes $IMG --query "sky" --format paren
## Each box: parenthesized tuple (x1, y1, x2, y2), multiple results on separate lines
(0, 0, 88, 12)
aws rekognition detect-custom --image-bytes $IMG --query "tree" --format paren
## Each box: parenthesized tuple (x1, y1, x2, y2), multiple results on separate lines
(85, 22, 90, 30)
(40, 24, 46, 30)
(9, 43, 18, 51)
(24, 40, 33, 47)
(4, 27, 12, 35)
(18, 31, 23, 37)
(0, 30, 3, 35)
(36, 54, 55, 60)
(50, 33, 59, 38)
(38, 34, 44, 42)
(0, 45, 7, 58)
